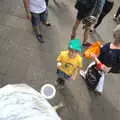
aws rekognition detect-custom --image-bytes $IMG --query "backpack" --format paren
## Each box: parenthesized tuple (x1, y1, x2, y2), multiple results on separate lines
(75, 0, 95, 11)
(85, 64, 102, 90)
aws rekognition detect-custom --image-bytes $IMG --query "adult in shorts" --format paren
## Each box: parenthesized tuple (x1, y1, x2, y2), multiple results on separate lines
(23, 0, 51, 43)
(71, 0, 105, 47)
(91, 0, 114, 31)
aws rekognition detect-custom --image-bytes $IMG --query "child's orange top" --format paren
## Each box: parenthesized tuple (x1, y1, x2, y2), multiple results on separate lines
(83, 41, 101, 59)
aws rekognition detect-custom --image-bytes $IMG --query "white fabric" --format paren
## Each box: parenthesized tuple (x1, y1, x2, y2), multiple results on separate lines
(95, 72, 105, 93)
(29, 0, 46, 13)
(84, 62, 96, 76)
(0, 84, 60, 120)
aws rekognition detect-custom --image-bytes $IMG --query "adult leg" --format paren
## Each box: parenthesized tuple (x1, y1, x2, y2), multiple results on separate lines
(31, 12, 44, 42)
(94, 1, 114, 29)
(72, 18, 91, 46)
(71, 19, 81, 39)
(71, 3, 89, 40)
(94, 13, 106, 29)
(45, 0, 49, 6)
(115, 6, 120, 18)
(41, 8, 51, 27)
(83, 25, 91, 46)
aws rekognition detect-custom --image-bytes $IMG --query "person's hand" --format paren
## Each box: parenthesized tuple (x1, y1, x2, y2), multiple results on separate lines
(26, 13, 31, 20)
(71, 75, 76, 80)
(57, 62, 62, 69)
(90, 52, 96, 60)
(90, 52, 101, 64)
(101, 65, 111, 73)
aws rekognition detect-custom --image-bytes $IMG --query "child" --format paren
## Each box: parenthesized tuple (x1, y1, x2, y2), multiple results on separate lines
(56, 39, 83, 86)
(80, 24, 120, 95)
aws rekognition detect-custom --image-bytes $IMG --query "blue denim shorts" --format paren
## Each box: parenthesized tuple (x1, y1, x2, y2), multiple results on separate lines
(56, 69, 71, 80)
(31, 9, 48, 27)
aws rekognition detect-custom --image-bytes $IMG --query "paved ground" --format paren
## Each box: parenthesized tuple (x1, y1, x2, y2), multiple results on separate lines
(0, 0, 120, 120)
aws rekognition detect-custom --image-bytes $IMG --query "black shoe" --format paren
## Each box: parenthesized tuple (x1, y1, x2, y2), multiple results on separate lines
(57, 77, 65, 85)
(43, 23, 51, 27)
(36, 34, 44, 43)
(113, 15, 117, 22)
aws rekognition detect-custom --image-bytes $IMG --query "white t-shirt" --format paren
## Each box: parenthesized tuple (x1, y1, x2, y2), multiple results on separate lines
(29, 0, 46, 13)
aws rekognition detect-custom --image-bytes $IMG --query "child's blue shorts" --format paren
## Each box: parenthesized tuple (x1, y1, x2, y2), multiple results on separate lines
(56, 69, 71, 80)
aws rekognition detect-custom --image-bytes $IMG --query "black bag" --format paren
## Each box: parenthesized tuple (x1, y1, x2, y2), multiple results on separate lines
(75, 0, 95, 11)
(85, 65, 102, 90)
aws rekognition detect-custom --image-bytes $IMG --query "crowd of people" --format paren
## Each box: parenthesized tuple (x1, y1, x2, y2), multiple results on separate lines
(23, 0, 120, 95)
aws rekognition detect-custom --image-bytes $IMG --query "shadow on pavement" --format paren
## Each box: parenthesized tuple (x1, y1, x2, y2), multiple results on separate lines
(89, 92, 120, 120)
(48, 2, 74, 27)
(58, 85, 82, 120)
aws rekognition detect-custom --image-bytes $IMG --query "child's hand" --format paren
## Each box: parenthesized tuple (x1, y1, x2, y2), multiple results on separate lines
(90, 52, 101, 64)
(71, 76, 76, 80)
(57, 62, 62, 69)
(90, 52, 96, 59)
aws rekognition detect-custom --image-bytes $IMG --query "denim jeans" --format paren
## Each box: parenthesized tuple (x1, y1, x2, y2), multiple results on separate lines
(31, 9, 48, 27)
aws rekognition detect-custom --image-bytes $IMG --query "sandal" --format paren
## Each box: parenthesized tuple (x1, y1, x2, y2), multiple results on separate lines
(82, 42, 92, 47)
(71, 33, 76, 40)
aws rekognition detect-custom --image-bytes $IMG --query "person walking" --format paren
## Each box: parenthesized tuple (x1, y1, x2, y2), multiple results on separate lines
(91, 0, 114, 31)
(45, 0, 49, 6)
(56, 39, 83, 87)
(80, 24, 120, 95)
(71, 0, 105, 47)
(23, 0, 51, 43)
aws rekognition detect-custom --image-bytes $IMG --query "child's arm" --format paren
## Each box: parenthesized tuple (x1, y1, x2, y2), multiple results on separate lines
(71, 67, 82, 80)
(71, 57, 83, 80)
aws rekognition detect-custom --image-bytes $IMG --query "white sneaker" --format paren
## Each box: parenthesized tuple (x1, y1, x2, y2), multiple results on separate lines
(79, 70, 86, 79)
(113, 14, 117, 21)
(90, 27, 95, 32)
(94, 91, 102, 96)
